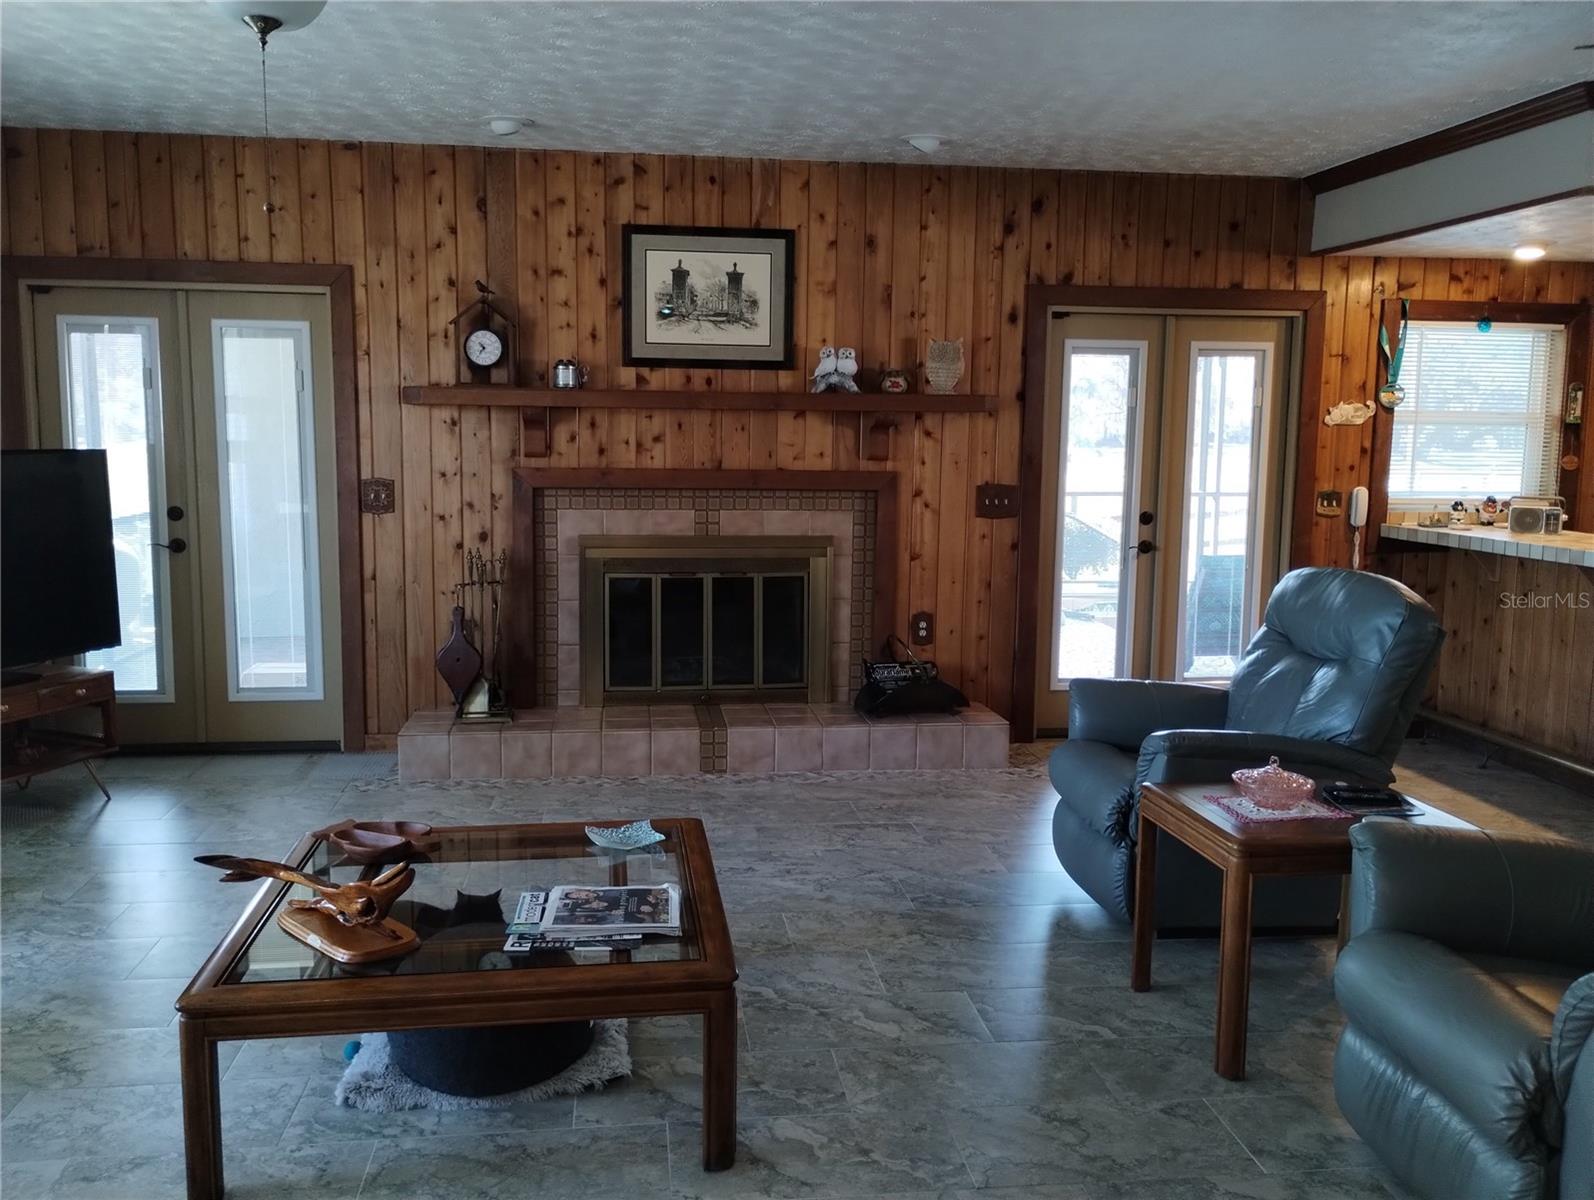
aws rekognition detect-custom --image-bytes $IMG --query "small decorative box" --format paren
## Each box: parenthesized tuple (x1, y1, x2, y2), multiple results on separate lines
(1231, 756, 1316, 810)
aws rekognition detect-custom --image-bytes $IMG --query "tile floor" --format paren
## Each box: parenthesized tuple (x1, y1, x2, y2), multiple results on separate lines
(1, 737, 1588, 1199)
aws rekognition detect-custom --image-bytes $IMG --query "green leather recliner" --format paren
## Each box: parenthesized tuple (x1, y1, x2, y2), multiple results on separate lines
(1334, 820, 1594, 1200)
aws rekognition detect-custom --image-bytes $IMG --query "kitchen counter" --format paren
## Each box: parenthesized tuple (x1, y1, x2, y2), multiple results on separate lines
(1379, 521, 1594, 568)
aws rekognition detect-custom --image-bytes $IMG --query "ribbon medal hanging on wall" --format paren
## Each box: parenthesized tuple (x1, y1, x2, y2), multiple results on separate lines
(1377, 298, 1409, 410)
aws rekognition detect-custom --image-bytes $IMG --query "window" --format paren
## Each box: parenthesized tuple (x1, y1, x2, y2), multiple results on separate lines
(1387, 322, 1566, 507)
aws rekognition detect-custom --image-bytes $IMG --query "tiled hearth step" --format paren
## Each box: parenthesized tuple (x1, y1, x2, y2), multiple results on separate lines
(398, 702, 1010, 781)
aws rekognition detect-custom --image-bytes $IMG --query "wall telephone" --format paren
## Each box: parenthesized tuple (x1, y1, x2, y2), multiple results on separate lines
(1348, 486, 1369, 569)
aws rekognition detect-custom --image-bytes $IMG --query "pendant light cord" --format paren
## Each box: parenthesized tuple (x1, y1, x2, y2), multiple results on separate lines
(259, 37, 270, 138)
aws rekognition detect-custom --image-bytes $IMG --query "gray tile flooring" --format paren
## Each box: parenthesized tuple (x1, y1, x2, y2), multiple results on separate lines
(2, 738, 1588, 1199)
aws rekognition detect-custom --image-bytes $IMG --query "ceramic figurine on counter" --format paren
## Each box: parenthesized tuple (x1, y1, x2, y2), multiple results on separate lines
(1479, 496, 1499, 526)
(1449, 500, 1467, 527)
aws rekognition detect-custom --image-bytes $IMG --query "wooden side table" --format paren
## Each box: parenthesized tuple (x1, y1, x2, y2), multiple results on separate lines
(1, 667, 117, 799)
(1129, 781, 1466, 1080)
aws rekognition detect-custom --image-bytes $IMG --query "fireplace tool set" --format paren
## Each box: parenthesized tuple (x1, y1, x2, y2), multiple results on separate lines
(435, 549, 510, 720)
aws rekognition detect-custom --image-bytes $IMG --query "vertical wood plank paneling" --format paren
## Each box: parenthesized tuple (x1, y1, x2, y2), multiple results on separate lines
(202, 137, 240, 262)
(1108, 172, 1140, 286)
(102, 131, 142, 258)
(297, 139, 334, 264)
(910, 165, 949, 655)
(777, 160, 811, 466)
(266, 137, 302, 262)
(544, 151, 579, 465)
(328, 140, 374, 726)
(393, 142, 434, 718)
(135, 133, 175, 258)
(36, 129, 76, 256)
(425, 145, 462, 704)
(691, 155, 725, 464)
(455, 147, 493, 561)
(987, 170, 1031, 716)
(69, 130, 109, 256)
(3, 128, 44, 255)
(169, 134, 208, 261)
(11, 122, 1591, 735)
(574, 151, 610, 468)
(719, 156, 754, 468)
(630, 153, 666, 465)
(484, 147, 522, 539)
(361, 142, 408, 732)
(235, 138, 270, 262)
(804, 160, 838, 468)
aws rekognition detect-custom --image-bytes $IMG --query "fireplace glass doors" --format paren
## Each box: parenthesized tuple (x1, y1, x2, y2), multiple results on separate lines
(580, 537, 831, 705)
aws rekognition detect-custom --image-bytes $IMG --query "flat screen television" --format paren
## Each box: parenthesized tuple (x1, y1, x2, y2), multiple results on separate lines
(2, 449, 122, 681)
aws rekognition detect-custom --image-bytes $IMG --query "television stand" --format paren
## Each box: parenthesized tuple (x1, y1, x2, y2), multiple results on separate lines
(2, 667, 117, 800)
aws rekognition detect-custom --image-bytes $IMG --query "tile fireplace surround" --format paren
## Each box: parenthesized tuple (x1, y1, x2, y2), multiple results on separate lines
(396, 470, 1010, 780)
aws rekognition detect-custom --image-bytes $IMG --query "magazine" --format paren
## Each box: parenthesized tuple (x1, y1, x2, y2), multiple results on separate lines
(502, 884, 681, 953)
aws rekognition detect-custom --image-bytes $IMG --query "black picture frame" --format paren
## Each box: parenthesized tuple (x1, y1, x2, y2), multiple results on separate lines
(621, 224, 796, 369)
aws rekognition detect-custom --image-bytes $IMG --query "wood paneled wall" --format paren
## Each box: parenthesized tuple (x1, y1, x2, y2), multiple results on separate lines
(4, 126, 1591, 736)
(1387, 549, 1594, 762)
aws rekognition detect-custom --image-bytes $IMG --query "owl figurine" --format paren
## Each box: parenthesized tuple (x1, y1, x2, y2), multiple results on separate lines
(811, 346, 838, 391)
(811, 344, 860, 393)
(924, 339, 964, 394)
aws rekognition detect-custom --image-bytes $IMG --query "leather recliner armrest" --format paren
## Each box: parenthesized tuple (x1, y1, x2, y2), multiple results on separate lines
(1135, 728, 1394, 786)
(1066, 678, 1229, 752)
(1347, 821, 1594, 967)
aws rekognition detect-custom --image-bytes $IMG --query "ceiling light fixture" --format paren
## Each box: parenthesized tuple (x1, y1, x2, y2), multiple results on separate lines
(214, 1, 326, 210)
(1512, 244, 1548, 261)
(904, 134, 945, 155)
(487, 117, 534, 137)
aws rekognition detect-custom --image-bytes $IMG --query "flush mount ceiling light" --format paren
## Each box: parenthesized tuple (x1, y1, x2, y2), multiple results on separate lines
(487, 117, 534, 137)
(904, 134, 946, 155)
(1512, 244, 1548, 261)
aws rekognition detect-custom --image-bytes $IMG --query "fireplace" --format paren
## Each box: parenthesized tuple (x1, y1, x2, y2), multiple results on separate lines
(578, 536, 832, 705)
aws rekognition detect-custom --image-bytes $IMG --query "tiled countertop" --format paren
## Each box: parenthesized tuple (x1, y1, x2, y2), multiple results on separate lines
(1380, 521, 1594, 567)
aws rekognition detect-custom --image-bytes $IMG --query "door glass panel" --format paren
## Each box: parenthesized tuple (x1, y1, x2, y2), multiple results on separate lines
(1053, 346, 1139, 685)
(1179, 349, 1263, 681)
(212, 322, 322, 699)
(59, 318, 170, 698)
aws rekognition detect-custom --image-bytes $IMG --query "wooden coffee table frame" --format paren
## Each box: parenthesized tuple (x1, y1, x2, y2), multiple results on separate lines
(175, 817, 737, 1200)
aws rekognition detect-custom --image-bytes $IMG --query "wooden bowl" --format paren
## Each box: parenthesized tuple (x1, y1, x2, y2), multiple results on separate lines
(315, 820, 434, 863)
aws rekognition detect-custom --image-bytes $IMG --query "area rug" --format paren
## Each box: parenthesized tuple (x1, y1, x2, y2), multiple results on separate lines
(335, 1019, 630, 1112)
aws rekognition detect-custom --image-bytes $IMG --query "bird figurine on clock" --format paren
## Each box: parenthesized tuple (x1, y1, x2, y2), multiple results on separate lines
(449, 280, 518, 386)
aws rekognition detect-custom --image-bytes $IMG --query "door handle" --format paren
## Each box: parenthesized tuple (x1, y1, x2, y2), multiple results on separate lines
(152, 538, 188, 554)
(1131, 539, 1156, 554)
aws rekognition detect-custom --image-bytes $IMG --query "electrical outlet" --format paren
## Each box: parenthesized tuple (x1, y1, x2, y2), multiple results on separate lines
(975, 483, 1019, 518)
(910, 611, 934, 645)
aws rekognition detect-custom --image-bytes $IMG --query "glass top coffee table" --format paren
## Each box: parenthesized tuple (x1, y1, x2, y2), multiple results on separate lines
(175, 817, 737, 1200)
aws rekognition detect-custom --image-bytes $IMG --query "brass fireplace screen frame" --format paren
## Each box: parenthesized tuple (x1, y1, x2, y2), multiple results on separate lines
(579, 536, 832, 706)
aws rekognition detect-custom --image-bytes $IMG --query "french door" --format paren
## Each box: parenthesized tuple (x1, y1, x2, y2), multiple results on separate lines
(1034, 312, 1291, 732)
(30, 287, 341, 745)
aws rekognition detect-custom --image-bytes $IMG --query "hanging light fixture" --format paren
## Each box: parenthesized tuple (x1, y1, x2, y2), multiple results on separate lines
(211, 1, 326, 212)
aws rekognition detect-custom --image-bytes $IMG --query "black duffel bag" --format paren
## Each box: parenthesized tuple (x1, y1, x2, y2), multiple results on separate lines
(854, 635, 968, 716)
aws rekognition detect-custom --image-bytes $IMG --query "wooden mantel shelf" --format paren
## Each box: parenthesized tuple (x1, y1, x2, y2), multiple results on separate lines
(400, 385, 996, 414)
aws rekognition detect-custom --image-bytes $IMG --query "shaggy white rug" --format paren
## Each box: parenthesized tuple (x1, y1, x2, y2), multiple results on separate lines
(334, 1020, 631, 1112)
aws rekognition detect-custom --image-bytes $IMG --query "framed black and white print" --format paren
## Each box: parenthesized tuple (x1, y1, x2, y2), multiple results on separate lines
(621, 225, 796, 369)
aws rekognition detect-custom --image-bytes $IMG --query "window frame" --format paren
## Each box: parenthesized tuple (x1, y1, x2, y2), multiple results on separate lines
(1384, 318, 1567, 510)
(1369, 299, 1590, 541)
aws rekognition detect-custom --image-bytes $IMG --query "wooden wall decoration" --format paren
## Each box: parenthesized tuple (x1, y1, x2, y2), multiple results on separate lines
(3, 125, 1592, 738)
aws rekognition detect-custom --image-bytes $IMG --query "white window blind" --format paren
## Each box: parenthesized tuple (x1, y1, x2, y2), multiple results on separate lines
(1387, 322, 1566, 507)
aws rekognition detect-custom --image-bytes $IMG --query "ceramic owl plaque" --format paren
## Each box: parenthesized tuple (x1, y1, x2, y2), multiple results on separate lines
(924, 339, 964, 394)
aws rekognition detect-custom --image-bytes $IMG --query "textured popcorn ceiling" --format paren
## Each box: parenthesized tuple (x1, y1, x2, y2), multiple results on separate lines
(1, 1, 1589, 175)
(1349, 195, 1594, 260)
